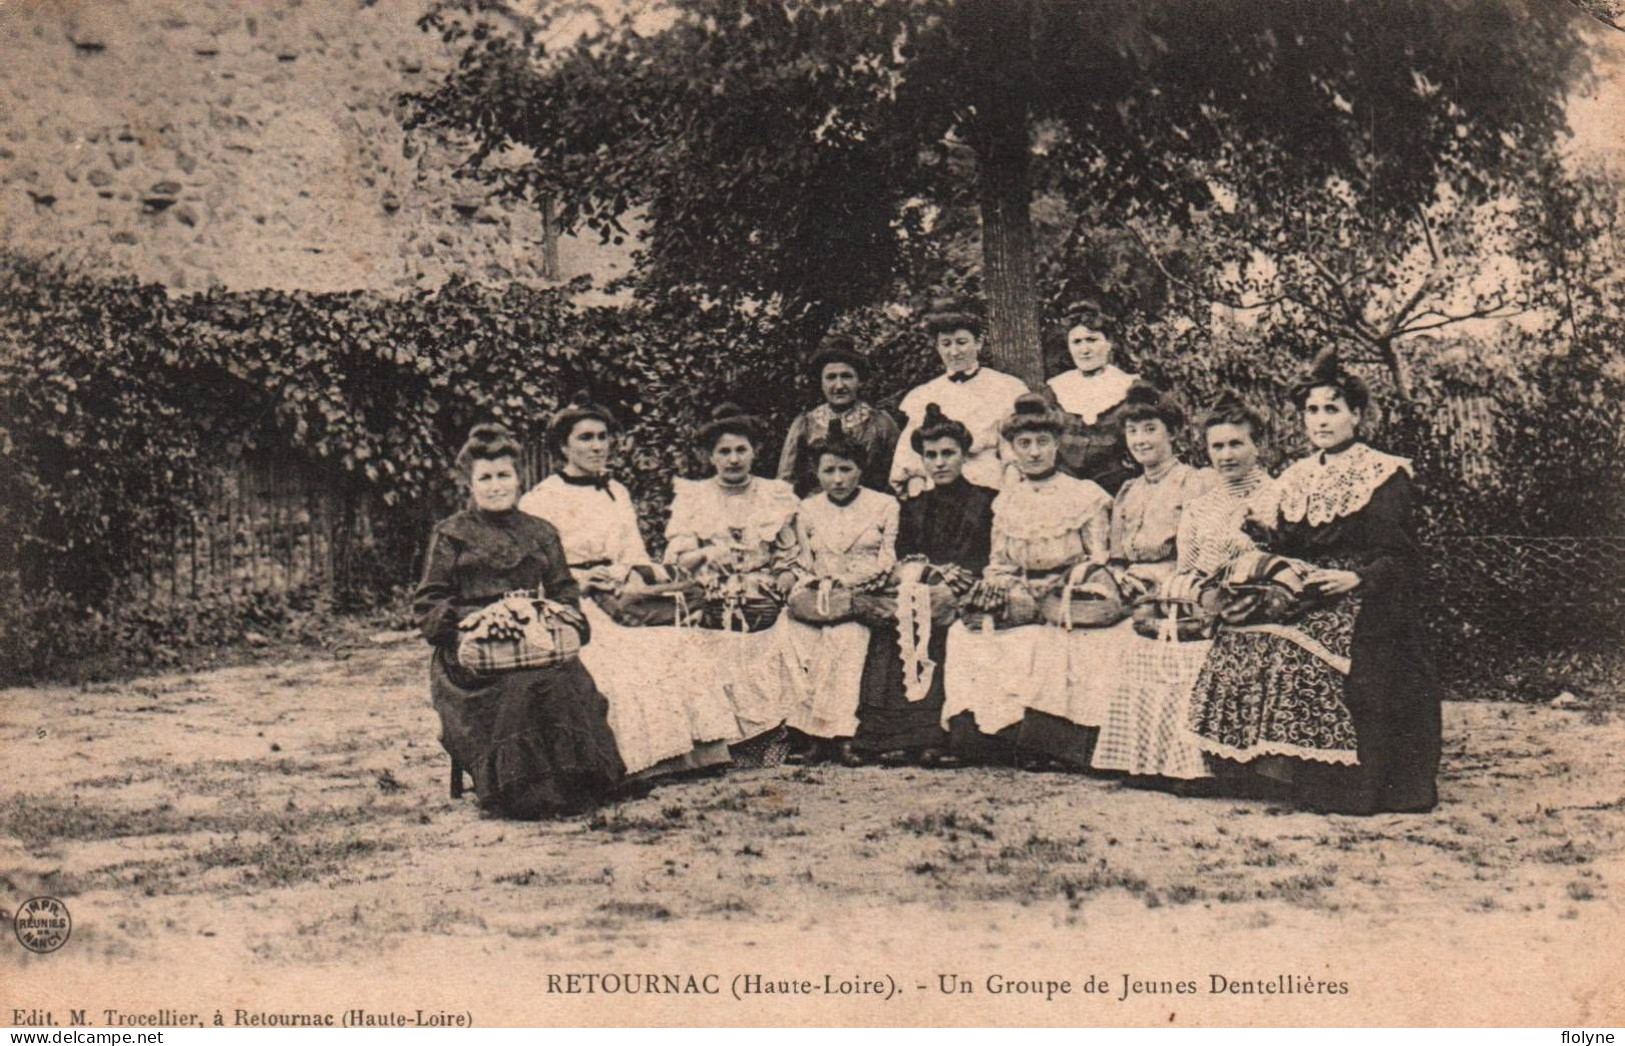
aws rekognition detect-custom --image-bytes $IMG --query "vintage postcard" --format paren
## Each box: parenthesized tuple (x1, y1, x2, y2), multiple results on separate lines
(2, 0, 1623, 1029)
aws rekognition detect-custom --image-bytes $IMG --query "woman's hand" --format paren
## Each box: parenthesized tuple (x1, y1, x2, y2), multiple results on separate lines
(674, 548, 712, 573)
(1306, 568, 1361, 596)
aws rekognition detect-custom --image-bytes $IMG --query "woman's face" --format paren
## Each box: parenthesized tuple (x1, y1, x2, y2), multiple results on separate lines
(1124, 417, 1174, 470)
(563, 418, 611, 475)
(935, 328, 981, 376)
(1205, 422, 1259, 480)
(710, 432, 756, 484)
(1012, 430, 1059, 477)
(816, 453, 862, 501)
(1067, 323, 1112, 374)
(919, 435, 967, 488)
(1303, 386, 1360, 451)
(820, 362, 861, 410)
(470, 456, 520, 512)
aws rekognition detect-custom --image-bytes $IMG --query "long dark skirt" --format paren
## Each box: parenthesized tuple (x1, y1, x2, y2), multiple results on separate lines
(1015, 711, 1098, 771)
(852, 624, 949, 754)
(430, 649, 626, 819)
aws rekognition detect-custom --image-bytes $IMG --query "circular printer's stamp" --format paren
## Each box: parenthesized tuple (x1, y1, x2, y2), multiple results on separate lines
(14, 896, 72, 953)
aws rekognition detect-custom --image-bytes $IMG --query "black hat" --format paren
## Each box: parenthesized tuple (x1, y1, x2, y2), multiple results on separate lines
(807, 334, 870, 383)
(694, 402, 767, 452)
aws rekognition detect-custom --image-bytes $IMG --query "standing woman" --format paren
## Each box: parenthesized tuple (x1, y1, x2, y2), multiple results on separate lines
(518, 395, 739, 780)
(414, 423, 625, 819)
(778, 334, 901, 498)
(890, 302, 1030, 496)
(852, 404, 996, 766)
(1188, 351, 1442, 814)
(1046, 305, 1140, 496)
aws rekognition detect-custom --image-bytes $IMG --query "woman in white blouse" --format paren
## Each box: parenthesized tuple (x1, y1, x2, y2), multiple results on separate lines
(519, 394, 741, 780)
(781, 426, 899, 764)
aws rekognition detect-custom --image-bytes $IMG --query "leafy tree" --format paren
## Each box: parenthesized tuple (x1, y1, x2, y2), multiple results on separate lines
(406, 0, 1592, 387)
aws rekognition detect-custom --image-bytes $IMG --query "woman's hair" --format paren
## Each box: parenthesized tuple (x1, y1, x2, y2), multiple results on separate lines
(1198, 389, 1268, 442)
(807, 333, 870, 383)
(1288, 348, 1370, 413)
(694, 402, 765, 453)
(808, 417, 869, 470)
(1057, 299, 1116, 340)
(922, 297, 985, 338)
(999, 391, 1066, 441)
(910, 402, 974, 454)
(547, 390, 617, 458)
(455, 422, 522, 476)
(1116, 380, 1185, 431)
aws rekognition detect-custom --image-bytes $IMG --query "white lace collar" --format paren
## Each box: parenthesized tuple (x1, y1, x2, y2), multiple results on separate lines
(1276, 443, 1412, 526)
(1049, 365, 1136, 424)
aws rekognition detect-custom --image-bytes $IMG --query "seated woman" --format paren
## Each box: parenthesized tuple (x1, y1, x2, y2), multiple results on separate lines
(890, 300, 1030, 496)
(1087, 391, 1279, 783)
(780, 425, 899, 764)
(940, 393, 1112, 761)
(777, 334, 901, 497)
(413, 423, 625, 819)
(1187, 351, 1442, 815)
(1107, 382, 1217, 594)
(517, 394, 740, 780)
(663, 403, 804, 744)
(1047, 304, 1140, 497)
(1018, 381, 1214, 770)
(851, 404, 996, 767)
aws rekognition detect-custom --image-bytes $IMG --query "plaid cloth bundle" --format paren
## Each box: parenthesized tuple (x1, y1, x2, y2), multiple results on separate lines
(456, 590, 583, 673)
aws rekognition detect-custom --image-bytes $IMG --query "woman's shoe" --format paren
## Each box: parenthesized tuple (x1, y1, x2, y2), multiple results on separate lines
(836, 740, 866, 767)
(876, 748, 913, 767)
(917, 747, 959, 769)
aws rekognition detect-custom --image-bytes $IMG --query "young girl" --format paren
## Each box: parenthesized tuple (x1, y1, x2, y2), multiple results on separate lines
(782, 426, 899, 763)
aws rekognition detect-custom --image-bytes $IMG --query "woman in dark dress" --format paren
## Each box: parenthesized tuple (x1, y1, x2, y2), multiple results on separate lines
(851, 404, 996, 766)
(1187, 351, 1442, 814)
(414, 423, 626, 819)
(777, 334, 902, 498)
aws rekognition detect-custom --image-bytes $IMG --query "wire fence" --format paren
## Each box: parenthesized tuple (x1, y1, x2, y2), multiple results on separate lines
(1424, 534, 1625, 651)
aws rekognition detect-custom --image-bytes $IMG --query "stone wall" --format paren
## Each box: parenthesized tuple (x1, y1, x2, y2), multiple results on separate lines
(0, 0, 629, 294)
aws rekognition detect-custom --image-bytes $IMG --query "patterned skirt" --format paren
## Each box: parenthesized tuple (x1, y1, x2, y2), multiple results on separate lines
(1186, 596, 1360, 766)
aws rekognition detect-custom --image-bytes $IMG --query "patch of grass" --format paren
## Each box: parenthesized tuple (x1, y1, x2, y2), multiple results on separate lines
(196, 834, 395, 889)
(895, 810, 995, 842)
(1566, 880, 1598, 902)
(1534, 840, 1594, 865)
(596, 900, 673, 921)
(0, 792, 408, 848)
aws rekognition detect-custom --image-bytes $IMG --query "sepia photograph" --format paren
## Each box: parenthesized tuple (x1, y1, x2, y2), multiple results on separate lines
(2, 0, 1623, 1029)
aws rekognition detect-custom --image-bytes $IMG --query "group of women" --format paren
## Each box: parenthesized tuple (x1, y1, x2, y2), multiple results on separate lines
(412, 303, 1442, 822)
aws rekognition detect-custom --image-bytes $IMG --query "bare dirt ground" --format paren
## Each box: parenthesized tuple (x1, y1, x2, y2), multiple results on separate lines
(3, 643, 1623, 1026)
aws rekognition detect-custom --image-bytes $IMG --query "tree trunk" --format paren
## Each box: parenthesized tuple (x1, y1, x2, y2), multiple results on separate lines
(966, 0, 1044, 389)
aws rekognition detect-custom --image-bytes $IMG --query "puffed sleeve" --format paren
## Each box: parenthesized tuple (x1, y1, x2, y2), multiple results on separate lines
(875, 494, 900, 574)
(1083, 487, 1112, 564)
(889, 388, 926, 492)
(896, 494, 926, 560)
(1107, 481, 1132, 561)
(663, 481, 702, 563)
(777, 413, 808, 488)
(1352, 470, 1420, 599)
(791, 501, 818, 580)
(983, 497, 1019, 584)
(534, 520, 591, 644)
(612, 483, 652, 567)
(413, 526, 467, 648)
(1175, 504, 1201, 573)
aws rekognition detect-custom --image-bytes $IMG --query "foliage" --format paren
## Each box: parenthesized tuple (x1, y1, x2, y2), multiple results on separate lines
(405, 0, 1592, 384)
